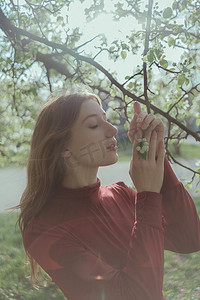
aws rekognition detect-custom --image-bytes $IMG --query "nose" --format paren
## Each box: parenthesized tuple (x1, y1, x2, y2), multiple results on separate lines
(105, 122, 118, 137)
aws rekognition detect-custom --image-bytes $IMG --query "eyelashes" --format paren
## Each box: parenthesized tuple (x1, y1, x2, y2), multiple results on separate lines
(89, 118, 109, 129)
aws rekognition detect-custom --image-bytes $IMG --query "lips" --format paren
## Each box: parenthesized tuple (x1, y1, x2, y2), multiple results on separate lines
(106, 140, 117, 149)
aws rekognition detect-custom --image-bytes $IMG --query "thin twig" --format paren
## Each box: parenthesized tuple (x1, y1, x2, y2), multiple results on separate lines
(143, 0, 154, 113)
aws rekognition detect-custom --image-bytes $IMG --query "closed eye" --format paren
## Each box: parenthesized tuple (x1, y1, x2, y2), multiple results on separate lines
(89, 125, 98, 129)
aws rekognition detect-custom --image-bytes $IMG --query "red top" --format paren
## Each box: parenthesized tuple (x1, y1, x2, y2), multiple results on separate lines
(23, 158, 200, 300)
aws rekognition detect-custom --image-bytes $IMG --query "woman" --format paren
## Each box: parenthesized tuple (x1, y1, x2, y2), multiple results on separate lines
(19, 90, 200, 300)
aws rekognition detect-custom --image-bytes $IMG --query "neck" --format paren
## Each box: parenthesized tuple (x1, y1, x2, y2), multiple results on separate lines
(61, 165, 99, 189)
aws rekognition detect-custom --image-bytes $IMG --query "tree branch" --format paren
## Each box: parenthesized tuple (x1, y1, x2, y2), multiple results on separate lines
(143, 0, 153, 114)
(167, 84, 200, 114)
(166, 148, 200, 176)
(36, 52, 72, 78)
(0, 7, 200, 143)
(74, 35, 100, 51)
(153, 61, 181, 74)
(88, 85, 200, 142)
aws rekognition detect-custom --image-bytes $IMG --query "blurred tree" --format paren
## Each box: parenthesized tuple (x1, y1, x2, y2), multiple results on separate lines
(0, 0, 199, 185)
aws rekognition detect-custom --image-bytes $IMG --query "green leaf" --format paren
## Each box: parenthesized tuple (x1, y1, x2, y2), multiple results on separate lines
(121, 43, 129, 50)
(196, 119, 200, 127)
(177, 74, 185, 86)
(159, 59, 168, 68)
(6, 57, 12, 64)
(142, 55, 148, 63)
(56, 16, 64, 24)
(185, 183, 192, 190)
(128, 82, 134, 89)
(147, 49, 155, 63)
(163, 7, 173, 19)
(185, 32, 190, 39)
(184, 77, 189, 86)
(182, 66, 187, 73)
(121, 50, 127, 59)
(135, 31, 141, 37)
(172, 1, 178, 10)
(110, 89, 117, 97)
(154, 49, 162, 59)
(168, 37, 175, 47)
(156, 19, 162, 26)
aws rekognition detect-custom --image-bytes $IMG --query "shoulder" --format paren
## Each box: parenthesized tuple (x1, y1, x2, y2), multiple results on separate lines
(103, 180, 136, 195)
(23, 218, 71, 252)
(101, 181, 136, 206)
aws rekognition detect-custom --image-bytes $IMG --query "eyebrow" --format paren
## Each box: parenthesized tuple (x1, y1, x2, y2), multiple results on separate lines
(81, 112, 107, 124)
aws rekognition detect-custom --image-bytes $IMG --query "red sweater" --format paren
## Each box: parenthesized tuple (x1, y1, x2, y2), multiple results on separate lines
(23, 158, 200, 300)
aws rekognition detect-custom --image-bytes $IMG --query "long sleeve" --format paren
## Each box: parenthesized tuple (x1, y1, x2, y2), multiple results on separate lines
(24, 191, 165, 300)
(161, 157, 200, 253)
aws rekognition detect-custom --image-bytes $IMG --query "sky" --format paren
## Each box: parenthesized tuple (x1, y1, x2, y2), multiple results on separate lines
(62, 0, 184, 82)
(13, 0, 185, 84)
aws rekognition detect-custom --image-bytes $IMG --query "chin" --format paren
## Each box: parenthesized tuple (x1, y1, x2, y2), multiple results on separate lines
(99, 154, 119, 166)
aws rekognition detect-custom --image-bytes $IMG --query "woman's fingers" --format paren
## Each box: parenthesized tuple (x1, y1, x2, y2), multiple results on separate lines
(129, 112, 155, 141)
(141, 113, 155, 130)
(130, 130, 165, 193)
(134, 101, 141, 115)
(132, 134, 139, 161)
(146, 118, 164, 135)
(128, 113, 138, 142)
(128, 112, 148, 142)
(148, 131, 157, 162)
(157, 140, 165, 166)
(128, 102, 142, 143)
(136, 112, 147, 128)
(129, 102, 165, 150)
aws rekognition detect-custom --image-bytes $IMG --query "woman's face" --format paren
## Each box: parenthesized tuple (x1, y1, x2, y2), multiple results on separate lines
(65, 98, 119, 168)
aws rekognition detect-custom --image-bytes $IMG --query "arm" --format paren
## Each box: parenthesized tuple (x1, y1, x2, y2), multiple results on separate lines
(129, 101, 200, 253)
(161, 157, 200, 253)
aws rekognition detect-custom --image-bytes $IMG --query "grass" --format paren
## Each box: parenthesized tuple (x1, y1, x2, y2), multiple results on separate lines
(0, 197, 199, 299)
(163, 197, 200, 300)
(0, 212, 65, 300)
(164, 251, 200, 299)
(117, 141, 200, 162)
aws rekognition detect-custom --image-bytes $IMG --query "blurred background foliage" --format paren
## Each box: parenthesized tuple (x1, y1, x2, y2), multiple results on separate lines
(0, 0, 199, 173)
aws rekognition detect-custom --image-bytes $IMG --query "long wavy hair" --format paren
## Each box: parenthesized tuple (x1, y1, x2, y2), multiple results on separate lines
(16, 90, 102, 284)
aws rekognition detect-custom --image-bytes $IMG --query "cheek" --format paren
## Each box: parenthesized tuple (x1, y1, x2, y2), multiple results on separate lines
(79, 129, 102, 144)
(77, 137, 107, 162)
(70, 128, 106, 157)
(69, 134, 91, 157)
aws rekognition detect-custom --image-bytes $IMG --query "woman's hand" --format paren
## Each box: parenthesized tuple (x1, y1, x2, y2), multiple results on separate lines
(129, 130, 165, 193)
(128, 102, 165, 153)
